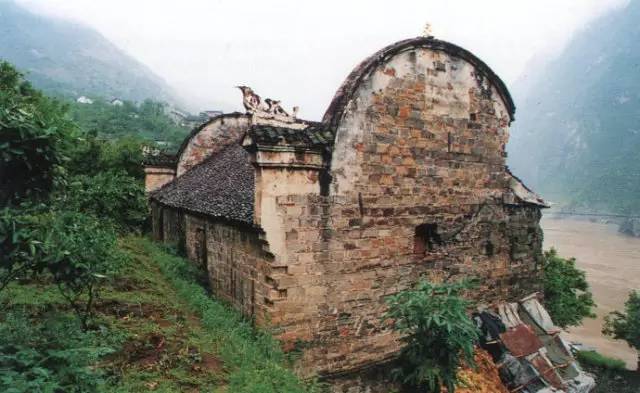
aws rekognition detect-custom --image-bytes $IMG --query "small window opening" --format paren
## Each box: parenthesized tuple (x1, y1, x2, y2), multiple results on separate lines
(414, 223, 442, 254)
(484, 241, 495, 257)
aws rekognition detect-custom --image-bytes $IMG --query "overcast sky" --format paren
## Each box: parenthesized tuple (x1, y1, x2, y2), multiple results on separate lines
(19, 0, 629, 118)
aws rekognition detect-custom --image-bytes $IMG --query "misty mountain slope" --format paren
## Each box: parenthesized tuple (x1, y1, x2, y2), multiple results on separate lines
(508, 0, 640, 213)
(0, 1, 177, 103)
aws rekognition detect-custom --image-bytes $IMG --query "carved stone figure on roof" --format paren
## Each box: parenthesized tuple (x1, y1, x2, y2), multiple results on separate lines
(236, 86, 298, 123)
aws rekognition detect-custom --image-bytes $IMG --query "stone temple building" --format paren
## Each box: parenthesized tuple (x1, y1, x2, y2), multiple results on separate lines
(145, 36, 547, 382)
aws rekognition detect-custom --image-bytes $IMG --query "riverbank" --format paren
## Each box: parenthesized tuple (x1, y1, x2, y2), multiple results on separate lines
(542, 216, 640, 369)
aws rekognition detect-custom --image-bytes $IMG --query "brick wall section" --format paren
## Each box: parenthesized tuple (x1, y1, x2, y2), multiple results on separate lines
(151, 202, 163, 241)
(205, 220, 274, 322)
(262, 48, 544, 376)
(153, 206, 274, 323)
(162, 207, 185, 246)
(184, 214, 208, 269)
(177, 115, 249, 176)
(144, 167, 176, 192)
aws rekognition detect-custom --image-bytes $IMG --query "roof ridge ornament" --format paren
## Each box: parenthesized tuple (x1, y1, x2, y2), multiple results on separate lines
(422, 23, 434, 38)
(236, 86, 299, 124)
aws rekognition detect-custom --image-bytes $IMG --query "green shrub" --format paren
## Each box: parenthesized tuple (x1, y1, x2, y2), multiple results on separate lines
(65, 134, 148, 180)
(39, 210, 127, 329)
(576, 350, 626, 371)
(0, 311, 115, 392)
(543, 248, 596, 328)
(384, 280, 479, 393)
(0, 207, 48, 291)
(98, 136, 147, 179)
(603, 290, 640, 369)
(0, 61, 75, 207)
(61, 170, 148, 232)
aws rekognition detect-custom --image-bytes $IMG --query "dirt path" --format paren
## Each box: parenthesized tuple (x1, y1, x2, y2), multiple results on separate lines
(542, 216, 640, 369)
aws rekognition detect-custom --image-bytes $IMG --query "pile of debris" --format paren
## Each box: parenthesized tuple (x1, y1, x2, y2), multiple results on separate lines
(475, 293, 596, 393)
(454, 349, 510, 393)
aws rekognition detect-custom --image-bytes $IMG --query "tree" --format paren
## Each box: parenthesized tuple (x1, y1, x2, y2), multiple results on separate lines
(542, 248, 596, 328)
(0, 61, 75, 207)
(603, 291, 640, 372)
(384, 280, 479, 393)
(97, 136, 147, 179)
(39, 210, 125, 329)
(61, 170, 148, 232)
(69, 97, 188, 147)
(0, 207, 47, 291)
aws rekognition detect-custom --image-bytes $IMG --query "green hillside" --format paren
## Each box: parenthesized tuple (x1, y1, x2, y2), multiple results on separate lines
(0, 1, 177, 104)
(507, 0, 640, 214)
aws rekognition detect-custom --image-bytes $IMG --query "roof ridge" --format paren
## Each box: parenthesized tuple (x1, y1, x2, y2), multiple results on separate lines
(322, 36, 515, 132)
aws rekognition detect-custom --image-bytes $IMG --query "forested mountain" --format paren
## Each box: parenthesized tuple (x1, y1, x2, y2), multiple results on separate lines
(508, 0, 640, 214)
(0, 1, 177, 103)
(69, 98, 189, 147)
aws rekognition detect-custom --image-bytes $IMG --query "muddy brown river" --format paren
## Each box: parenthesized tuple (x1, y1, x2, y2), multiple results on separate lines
(541, 216, 640, 369)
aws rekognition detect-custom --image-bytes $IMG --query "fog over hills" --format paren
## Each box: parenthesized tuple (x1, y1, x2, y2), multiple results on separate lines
(0, 1, 178, 104)
(508, 0, 640, 214)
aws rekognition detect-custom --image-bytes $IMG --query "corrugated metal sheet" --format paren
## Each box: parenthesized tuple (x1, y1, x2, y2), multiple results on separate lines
(499, 324, 544, 357)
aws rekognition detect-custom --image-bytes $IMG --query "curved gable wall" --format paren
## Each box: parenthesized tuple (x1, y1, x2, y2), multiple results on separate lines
(287, 42, 542, 375)
(330, 45, 512, 197)
(176, 114, 250, 176)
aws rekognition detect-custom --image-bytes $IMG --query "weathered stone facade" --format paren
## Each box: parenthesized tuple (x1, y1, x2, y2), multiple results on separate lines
(144, 166, 176, 192)
(147, 36, 547, 387)
(176, 113, 248, 176)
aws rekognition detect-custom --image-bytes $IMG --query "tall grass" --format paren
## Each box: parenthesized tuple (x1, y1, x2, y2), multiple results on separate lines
(576, 350, 626, 371)
(133, 237, 323, 393)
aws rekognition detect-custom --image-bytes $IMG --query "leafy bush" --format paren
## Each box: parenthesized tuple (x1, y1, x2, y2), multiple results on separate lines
(65, 134, 148, 180)
(38, 210, 126, 329)
(603, 290, 640, 369)
(576, 350, 626, 371)
(0, 311, 115, 393)
(98, 136, 147, 179)
(61, 170, 148, 232)
(384, 280, 479, 393)
(0, 61, 74, 207)
(542, 248, 596, 328)
(0, 206, 48, 291)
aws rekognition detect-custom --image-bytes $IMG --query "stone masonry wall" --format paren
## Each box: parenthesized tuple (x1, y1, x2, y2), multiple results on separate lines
(161, 207, 185, 247)
(184, 214, 208, 269)
(177, 115, 249, 176)
(260, 47, 544, 377)
(150, 202, 163, 241)
(144, 167, 176, 192)
(205, 220, 273, 322)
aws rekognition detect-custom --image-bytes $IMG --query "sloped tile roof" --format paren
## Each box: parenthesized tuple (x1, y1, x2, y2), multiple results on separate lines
(150, 143, 254, 225)
(246, 122, 334, 150)
(143, 152, 177, 167)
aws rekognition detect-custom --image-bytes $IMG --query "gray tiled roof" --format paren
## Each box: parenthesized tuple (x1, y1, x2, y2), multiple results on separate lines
(150, 143, 255, 225)
(143, 152, 176, 167)
(246, 123, 334, 150)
